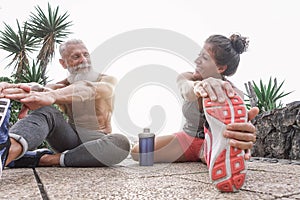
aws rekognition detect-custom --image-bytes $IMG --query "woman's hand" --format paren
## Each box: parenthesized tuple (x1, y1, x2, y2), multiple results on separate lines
(223, 107, 259, 160)
(193, 77, 235, 102)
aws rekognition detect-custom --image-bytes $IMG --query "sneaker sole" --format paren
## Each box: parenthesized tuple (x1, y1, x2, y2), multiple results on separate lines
(203, 94, 247, 192)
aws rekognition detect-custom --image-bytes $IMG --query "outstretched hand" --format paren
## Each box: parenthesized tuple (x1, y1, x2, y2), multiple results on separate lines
(193, 77, 235, 103)
(0, 82, 32, 119)
(223, 107, 259, 160)
(5, 91, 55, 110)
(0, 82, 31, 97)
(1, 82, 55, 111)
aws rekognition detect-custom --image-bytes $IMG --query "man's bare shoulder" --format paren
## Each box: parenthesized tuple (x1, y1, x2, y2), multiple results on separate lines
(97, 74, 117, 86)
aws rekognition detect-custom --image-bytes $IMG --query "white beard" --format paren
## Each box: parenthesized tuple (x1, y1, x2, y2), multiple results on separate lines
(67, 63, 100, 84)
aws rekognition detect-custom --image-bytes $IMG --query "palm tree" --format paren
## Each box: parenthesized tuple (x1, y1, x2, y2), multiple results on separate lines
(0, 20, 39, 81)
(27, 3, 73, 84)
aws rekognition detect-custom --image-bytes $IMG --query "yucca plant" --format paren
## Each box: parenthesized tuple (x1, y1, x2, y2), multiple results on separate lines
(245, 77, 293, 113)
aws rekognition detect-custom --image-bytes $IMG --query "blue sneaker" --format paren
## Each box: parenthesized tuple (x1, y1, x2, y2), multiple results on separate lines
(0, 98, 11, 177)
(7, 148, 53, 168)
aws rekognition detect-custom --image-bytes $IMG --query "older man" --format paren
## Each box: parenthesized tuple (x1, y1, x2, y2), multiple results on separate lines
(0, 39, 130, 172)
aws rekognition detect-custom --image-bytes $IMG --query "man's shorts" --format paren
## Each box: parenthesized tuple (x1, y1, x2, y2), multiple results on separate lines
(174, 131, 204, 162)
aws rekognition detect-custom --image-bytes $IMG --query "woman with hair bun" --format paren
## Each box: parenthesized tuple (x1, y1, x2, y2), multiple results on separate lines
(131, 33, 258, 192)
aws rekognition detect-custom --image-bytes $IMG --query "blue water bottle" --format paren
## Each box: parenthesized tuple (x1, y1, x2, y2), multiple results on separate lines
(138, 128, 155, 166)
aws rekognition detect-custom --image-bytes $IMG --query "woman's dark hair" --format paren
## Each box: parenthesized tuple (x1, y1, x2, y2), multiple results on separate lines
(205, 33, 249, 76)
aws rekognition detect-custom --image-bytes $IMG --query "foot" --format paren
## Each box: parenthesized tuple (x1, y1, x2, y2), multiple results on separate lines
(7, 148, 53, 168)
(203, 94, 247, 192)
(0, 98, 11, 178)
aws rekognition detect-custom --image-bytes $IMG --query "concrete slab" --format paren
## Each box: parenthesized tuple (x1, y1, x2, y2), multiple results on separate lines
(1, 158, 299, 199)
(248, 161, 300, 175)
(245, 170, 300, 199)
(117, 160, 208, 177)
(0, 168, 41, 200)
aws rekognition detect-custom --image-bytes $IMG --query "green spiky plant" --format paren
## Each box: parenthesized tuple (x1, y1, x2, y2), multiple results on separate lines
(0, 20, 39, 81)
(245, 77, 293, 114)
(27, 3, 73, 84)
(15, 60, 50, 84)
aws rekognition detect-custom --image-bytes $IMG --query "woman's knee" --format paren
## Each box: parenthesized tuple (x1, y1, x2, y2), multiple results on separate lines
(130, 143, 139, 161)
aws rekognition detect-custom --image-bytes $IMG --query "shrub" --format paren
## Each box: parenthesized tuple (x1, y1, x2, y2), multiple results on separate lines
(245, 77, 293, 113)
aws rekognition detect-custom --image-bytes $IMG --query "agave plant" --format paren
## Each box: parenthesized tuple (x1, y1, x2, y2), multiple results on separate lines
(245, 77, 293, 113)
(14, 60, 50, 84)
(27, 3, 73, 83)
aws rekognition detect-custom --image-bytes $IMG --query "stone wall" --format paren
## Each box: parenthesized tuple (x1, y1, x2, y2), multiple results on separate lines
(251, 101, 300, 160)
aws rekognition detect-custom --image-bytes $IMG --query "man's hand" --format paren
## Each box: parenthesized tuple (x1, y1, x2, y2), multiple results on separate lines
(1, 82, 33, 118)
(5, 91, 56, 110)
(223, 107, 259, 160)
(0, 82, 31, 98)
(193, 77, 235, 103)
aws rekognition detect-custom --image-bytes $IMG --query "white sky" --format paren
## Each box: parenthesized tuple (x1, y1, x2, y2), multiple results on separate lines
(0, 0, 299, 136)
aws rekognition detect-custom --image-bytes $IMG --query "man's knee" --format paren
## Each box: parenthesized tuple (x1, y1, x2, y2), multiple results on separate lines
(32, 105, 58, 114)
(108, 133, 130, 164)
(111, 133, 130, 152)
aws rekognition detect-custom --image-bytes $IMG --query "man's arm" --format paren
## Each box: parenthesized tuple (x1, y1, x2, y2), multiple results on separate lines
(4, 76, 117, 110)
(50, 78, 116, 104)
(44, 78, 70, 91)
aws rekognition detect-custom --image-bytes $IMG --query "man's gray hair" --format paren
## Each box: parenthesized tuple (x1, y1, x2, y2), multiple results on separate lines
(59, 39, 85, 57)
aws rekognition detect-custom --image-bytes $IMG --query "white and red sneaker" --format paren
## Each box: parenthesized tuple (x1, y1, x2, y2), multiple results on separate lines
(203, 94, 247, 192)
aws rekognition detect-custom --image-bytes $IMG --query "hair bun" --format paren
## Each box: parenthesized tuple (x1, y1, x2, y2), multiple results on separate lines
(230, 34, 249, 54)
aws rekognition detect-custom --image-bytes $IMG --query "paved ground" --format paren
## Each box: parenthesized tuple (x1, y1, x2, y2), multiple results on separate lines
(1, 157, 300, 200)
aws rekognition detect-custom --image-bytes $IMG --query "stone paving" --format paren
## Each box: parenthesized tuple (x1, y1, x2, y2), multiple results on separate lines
(1, 158, 300, 200)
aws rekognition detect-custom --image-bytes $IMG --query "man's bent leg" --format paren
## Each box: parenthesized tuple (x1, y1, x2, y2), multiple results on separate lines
(9, 106, 80, 154)
(61, 133, 130, 167)
(7, 106, 81, 167)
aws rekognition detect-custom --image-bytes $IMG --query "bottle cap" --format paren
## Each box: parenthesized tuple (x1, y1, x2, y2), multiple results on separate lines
(138, 128, 155, 138)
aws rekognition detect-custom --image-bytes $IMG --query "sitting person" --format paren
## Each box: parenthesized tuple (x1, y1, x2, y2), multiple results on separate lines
(131, 34, 258, 192)
(0, 39, 130, 177)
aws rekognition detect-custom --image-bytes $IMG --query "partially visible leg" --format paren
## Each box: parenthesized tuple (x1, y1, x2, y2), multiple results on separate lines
(5, 138, 22, 165)
(39, 153, 61, 166)
(131, 133, 190, 163)
(131, 131, 204, 163)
